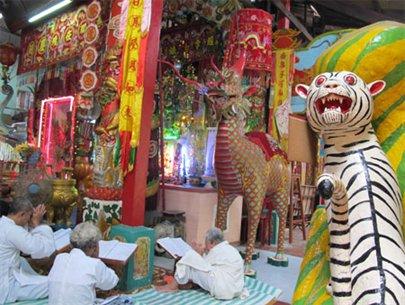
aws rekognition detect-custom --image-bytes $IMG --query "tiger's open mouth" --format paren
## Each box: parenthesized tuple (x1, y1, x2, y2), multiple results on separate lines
(315, 93, 352, 114)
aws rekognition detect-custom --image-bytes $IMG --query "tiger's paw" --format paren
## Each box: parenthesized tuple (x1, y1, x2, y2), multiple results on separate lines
(317, 174, 335, 200)
(317, 174, 346, 200)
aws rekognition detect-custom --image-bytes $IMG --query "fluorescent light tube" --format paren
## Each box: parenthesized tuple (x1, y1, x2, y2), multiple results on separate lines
(28, 0, 72, 23)
(0, 13, 3, 19)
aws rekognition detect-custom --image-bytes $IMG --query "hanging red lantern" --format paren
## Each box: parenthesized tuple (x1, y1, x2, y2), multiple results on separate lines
(0, 43, 18, 67)
(223, 9, 272, 72)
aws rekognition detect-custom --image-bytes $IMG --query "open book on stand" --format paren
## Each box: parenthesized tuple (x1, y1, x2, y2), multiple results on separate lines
(53, 228, 137, 264)
(156, 237, 192, 259)
(99, 240, 137, 264)
(54, 228, 72, 251)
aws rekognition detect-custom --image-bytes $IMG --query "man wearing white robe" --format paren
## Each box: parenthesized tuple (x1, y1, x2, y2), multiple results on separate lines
(156, 227, 245, 300)
(48, 222, 119, 305)
(0, 198, 55, 304)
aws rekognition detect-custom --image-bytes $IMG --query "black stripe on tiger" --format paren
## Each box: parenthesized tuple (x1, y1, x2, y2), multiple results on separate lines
(351, 246, 377, 267)
(348, 200, 369, 214)
(375, 210, 403, 239)
(333, 291, 351, 297)
(349, 216, 372, 230)
(385, 287, 400, 305)
(353, 289, 382, 305)
(351, 266, 379, 287)
(330, 228, 350, 236)
(346, 171, 363, 192)
(359, 151, 385, 301)
(340, 162, 360, 179)
(368, 166, 401, 205)
(342, 139, 370, 148)
(331, 276, 351, 283)
(330, 258, 350, 266)
(350, 233, 375, 256)
(328, 145, 380, 157)
(330, 242, 350, 249)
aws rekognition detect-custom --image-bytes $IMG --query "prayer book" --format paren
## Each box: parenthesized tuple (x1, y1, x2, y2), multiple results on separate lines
(98, 239, 137, 263)
(156, 237, 192, 258)
(53, 228, 72, 251)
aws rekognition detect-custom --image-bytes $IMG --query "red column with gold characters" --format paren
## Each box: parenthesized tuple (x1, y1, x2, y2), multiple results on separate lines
(121, 0, 163, 226)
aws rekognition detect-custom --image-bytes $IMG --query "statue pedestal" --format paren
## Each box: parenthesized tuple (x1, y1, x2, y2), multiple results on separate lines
(159, 184, 242, 244)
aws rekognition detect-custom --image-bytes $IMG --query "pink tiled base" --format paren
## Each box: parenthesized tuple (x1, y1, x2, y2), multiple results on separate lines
(159, 187, 242, 244)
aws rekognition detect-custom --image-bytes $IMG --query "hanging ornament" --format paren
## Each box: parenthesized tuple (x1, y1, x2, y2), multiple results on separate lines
(85, 24, 99, 45)
(86, 0, 101, 21)
(80, 70, 98, 91)
(82, 46, 98, 67)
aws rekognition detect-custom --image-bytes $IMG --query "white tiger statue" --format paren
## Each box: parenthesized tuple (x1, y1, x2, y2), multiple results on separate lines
(296, 71, 405, 305)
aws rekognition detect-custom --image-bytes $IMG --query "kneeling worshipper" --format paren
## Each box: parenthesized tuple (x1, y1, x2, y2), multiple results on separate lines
(48, 221, 119, 305)
(156, 227, 245, 300)
(0, 198, 55, 304)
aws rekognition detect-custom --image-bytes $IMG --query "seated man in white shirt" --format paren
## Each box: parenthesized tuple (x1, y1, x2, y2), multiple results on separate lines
(48, 222, 119, 305)
(156, 227, 245, 300)
(0, 197, 55, 304)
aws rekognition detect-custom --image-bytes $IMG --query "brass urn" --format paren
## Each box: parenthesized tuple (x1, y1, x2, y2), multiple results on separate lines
(48, 169, 78, 226)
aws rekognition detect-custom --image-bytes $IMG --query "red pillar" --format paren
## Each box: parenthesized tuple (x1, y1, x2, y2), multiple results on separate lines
(121, 1, 163, 226)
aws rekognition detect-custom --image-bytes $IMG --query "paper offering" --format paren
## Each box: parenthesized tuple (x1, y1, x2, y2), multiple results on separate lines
(157, 237, 192, 258)
(54, 228, 72, 250)
(99, 240, 137, 262)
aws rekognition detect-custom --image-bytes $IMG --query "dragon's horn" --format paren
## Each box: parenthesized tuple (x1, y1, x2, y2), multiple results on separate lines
(210, 56, 225, 83)
(159, 59, 204, 90)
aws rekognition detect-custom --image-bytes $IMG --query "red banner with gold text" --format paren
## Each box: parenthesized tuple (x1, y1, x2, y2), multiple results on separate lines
(18, 2, 109, 75)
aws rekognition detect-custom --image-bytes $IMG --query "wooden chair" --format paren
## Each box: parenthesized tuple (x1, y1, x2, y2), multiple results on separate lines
(288, 176, 317, 243)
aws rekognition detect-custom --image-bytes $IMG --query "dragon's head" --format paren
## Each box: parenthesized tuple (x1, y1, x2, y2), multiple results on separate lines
(160, 50, 257, 122)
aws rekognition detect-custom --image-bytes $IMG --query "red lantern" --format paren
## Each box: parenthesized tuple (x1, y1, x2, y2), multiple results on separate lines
(0, 43, 18, 67)
(224, 9, 272, 72)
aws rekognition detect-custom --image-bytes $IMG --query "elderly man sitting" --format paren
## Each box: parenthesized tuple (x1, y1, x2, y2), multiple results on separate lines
(0, 197, 55, 304)
(48, 222, 119, 305)
(157, 227, 245, 300)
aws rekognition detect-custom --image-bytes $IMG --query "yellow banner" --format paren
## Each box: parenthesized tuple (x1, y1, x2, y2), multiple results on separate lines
(271, 49, 294, 150)
(119, 0, 147, 148)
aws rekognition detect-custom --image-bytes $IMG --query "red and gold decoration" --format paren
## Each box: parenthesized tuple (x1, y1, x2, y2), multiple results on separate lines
(0, 43, 18, 84)
(18, 0, 109, 74)
(85, 24, 100, 45)
(80, 70, 98, 91)
(223, 9, 273, 71)
(86, 0, 102, 21)
(38, 96, 76, 174)
(163, 0, 240, 28)
(118, 0, 151, 175)
(269, 29, 300, 150)
(160, 22, 222, 63)
(0, 43, 18, 68)
(82, 46, 98, 68)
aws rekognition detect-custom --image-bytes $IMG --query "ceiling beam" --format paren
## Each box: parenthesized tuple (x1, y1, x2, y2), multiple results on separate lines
(270, 0, 313, 41)
(311, 0, 401, 24)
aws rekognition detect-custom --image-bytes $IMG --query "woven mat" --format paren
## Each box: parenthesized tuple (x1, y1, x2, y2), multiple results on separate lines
(8, 276, 281, 305)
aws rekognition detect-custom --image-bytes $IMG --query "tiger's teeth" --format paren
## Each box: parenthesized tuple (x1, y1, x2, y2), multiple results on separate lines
(339, 97, 343, 104)
(337, 106, 341, 112)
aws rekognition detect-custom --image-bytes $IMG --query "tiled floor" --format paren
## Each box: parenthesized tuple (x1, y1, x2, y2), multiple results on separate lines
(240, 227, 308, 258)
(257, 227, 308, 257)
